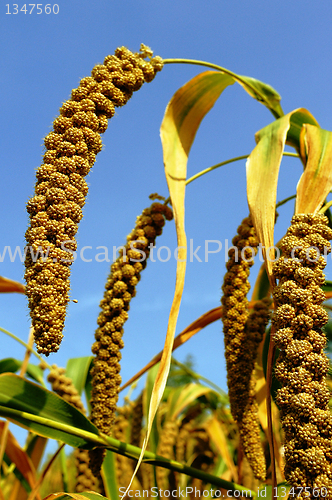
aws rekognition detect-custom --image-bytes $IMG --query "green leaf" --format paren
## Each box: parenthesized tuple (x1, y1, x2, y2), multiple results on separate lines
(0, 373, 100, 449)
(163, 59, 284, 118)
(263, 482, 290, 500)
(101, 450, 119, 500)
(251, 264, 271, 301)
(0, 358, 45, 386)
(166, 383, 214, 420)
(322, 281, 332, 292)
(0, 358, 21, 373)
(66, 356, 93, 396)
(237, 75, 283, 119)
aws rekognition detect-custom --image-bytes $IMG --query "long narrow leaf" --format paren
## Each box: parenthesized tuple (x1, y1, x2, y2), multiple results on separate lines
(66, 357, 93, 396)
(205, 416, 238, 482)
(0, 421, 39, 495)
(0, 358, 45, 386)
(296, 125, 332, 214)
(237, 75, 283, 119)
(166, 383, 213, 420)
(0, 374, 100, 449)
(101, 450, 119, 500)
(246, 109, 312, 285)
(126, 71, 235, 491)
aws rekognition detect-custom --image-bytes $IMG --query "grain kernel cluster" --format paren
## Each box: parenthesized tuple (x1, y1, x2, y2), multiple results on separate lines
(221, 216, 268, 481)
(89, 202, 172, 473)
(25, 45, 163, 356)
(47, 365, 101, 492)
(272, 213, 332, 495)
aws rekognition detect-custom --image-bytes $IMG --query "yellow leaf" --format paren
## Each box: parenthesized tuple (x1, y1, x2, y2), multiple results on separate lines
(246, 109, 313, 287)
(0, 421, 39, 498)
(0, 276, 25, 294)
(123, 71, 233, 497)
(296, 125, 332, 214)
(43, 493, 105, 500)
(166, 383, 214, 420)
(205, 416, 238, 482)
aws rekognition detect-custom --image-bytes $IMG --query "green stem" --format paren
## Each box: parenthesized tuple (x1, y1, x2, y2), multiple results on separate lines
(0, 404, 255, 498)
(59, 443, 69, 492)
(164, 152, 299, 207)
(163, 58, 283, 119)
(188, 152, 299, 186)
(0, 327, 52, 371)
(320, 200, 332, 214)
(276, 194, 296, 209)
(186, 154, 248, 186)
(101, 434, 255, 498)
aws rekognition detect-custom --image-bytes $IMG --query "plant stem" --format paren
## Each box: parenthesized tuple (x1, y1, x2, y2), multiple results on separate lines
(163, 57, 284, 119)
(0, 404, 255, 497)
(164, 152, 299, 207)
(101, 434, 256, 498)
(0, 327, 52, 371)
(187, 152, 299, 186)
(319, 200, 332, 214)
(276, 194, 296, 209)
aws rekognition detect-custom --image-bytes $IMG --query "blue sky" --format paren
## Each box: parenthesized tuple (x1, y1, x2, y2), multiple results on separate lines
(2, 0, 332, 420)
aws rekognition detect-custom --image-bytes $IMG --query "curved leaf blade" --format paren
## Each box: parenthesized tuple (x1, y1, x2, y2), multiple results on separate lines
(0, 420, 38, 493)
(286, 109, 319, 155)
(66, 356, 93, 396)
(166, 383, 213, 420)
(246, 109, 308, 285)
(237, 75, 283, 118)
(126, 70, 235, 496)
(0, 358, 45, 385)
(296, 125, 332, 214)
(205, 415, 237, 482)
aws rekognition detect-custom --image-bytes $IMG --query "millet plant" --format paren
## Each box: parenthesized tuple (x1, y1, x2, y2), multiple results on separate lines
(1, 43, 332, 500)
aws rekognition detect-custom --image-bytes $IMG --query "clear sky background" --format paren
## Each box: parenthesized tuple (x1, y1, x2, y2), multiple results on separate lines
(2, 0, 332, 424)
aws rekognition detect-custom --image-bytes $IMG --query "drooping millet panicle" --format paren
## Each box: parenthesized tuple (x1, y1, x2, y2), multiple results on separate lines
(89, 202, 173, 474)
(272, 213, 332, 495)
(130, 393, 143, 448)
(221, 216, 267, 480)
(129, 393, 144, 485)
(237, 299, 270, 482)
(74, 450, 99, 493)
(24, 44, 163, 356)
(47, 365, 86, 413)
(47, 365, 102, 493)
